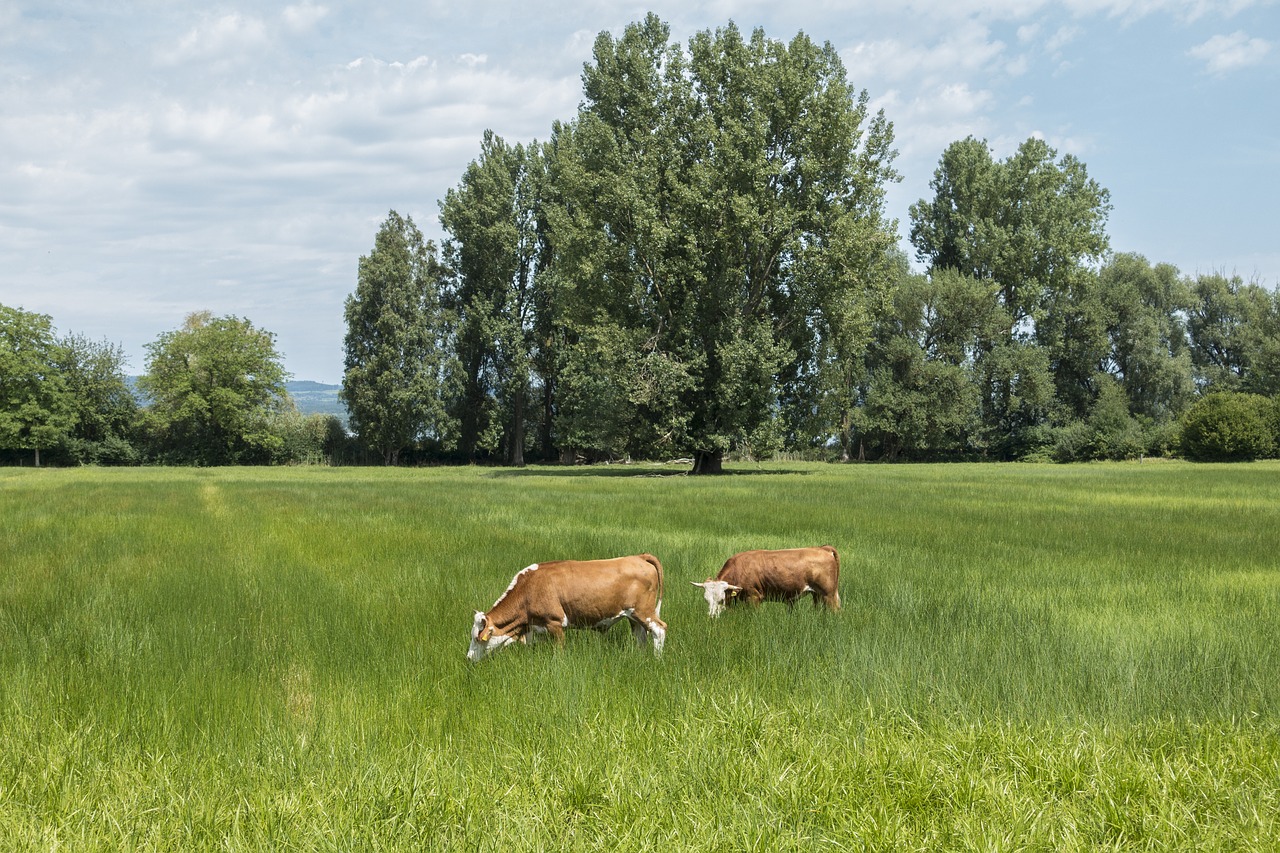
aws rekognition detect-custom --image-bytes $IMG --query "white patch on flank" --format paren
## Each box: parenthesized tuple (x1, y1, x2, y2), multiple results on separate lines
(594, 608, 633, 631)
(492, 563, 538, 608)
(527, 624, 549, 646)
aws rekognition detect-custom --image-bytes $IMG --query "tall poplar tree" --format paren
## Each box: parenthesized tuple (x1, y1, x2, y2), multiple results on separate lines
(547, 15, 899, 472)
(341, 211, 450, 465)
(909, 136, 1111, 456)
(439, 132, 545, 465)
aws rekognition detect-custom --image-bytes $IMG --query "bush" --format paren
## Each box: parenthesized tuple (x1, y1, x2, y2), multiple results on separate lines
(1178, 392, 1275, 461)
(1051, 380, 1146, 462)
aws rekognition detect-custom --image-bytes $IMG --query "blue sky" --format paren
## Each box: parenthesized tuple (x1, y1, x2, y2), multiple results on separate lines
(1, 0, 1276, 383)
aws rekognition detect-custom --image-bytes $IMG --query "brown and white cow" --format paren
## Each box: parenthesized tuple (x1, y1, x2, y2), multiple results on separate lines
(691, 546, 840, 617)
(466, 554, 667, 662)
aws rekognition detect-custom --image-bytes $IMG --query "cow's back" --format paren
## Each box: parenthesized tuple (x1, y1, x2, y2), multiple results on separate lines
(718, 546, 838, 596)
(526, 554, 663, 626)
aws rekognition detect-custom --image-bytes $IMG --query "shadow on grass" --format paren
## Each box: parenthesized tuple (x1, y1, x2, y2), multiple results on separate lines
(485, 463, 816, 479)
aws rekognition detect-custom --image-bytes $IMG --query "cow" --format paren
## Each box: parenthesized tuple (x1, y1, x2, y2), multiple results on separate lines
(691, 546, 840, 617)
(466, 554, 667, 662)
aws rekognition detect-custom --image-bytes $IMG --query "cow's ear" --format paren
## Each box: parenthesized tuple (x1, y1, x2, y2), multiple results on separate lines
(726, 584, 743, 592)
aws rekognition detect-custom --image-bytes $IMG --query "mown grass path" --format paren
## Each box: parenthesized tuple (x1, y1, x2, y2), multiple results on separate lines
(2, 462, 1278, 849)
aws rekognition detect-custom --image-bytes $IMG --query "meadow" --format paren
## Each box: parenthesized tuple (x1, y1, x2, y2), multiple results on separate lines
(1, 461, 1278, 850)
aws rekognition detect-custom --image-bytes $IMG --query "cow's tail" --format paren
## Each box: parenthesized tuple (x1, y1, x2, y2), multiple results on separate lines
(821, 544, 841, 610)
(821, 544, 840, 580)
(640, 553, 665, 617)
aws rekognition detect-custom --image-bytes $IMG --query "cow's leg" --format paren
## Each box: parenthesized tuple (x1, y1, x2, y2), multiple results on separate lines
(646, 617, 667, 655)
(628, 610, 666, 654)
(542, 614, 568, 646)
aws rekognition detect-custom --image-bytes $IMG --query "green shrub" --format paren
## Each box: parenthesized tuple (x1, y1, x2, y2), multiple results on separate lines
(1179, 392, 1275, 461)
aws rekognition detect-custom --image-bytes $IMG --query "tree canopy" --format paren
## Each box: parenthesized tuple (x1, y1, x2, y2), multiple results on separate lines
(542, 15, 900, 472)
(139, 311, 291, 465)
(342, 211, 451, 465)
(0, 304, 76, 466)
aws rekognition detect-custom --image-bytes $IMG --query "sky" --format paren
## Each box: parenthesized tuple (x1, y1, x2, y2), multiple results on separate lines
(1, 1, 1276, 384)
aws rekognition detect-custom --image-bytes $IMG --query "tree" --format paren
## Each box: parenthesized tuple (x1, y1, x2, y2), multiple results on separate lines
(0, 304, 76, 466)
(1097, 254, 1195, 424)
(547, 16, 900, 472)
(57, 333, 140, 465)
(139, 311, 291, 465)
(909, 136, 1111, 457)
(440, 133, 545, 465)
(853, 267, 1001, 459)
(342, 211, 451, 465)
(1187, 273, 1280, 395)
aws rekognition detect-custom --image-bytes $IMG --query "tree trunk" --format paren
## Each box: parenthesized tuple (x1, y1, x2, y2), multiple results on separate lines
(540, 377, 555, 460)
(691, 449, 723, 475)
(508, 386, 526, 467)
(34, 447, 41, 468)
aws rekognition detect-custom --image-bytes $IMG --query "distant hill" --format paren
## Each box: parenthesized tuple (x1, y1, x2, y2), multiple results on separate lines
(125, 378, 348, 423)
(286, 381, 348, 421)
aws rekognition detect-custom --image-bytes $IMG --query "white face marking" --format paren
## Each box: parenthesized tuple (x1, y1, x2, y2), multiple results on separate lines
(696, 580, 736, 617)
(466, 611, 516, 662)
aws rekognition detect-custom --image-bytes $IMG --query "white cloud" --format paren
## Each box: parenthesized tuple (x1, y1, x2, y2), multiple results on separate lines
(1058, 0, 1261, 21)
(1188, 31, 1271, 74)
(843, 22, 1006, 86)
(157, 13, 270, 66)
(1006, 54, 1032, 76)
(1045, 25, 1083, 53)
(283, 2, 329, 33)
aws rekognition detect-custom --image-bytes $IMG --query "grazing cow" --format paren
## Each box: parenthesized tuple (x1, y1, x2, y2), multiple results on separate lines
(467, 554, 667, 662)
(692, 546, 840, 617)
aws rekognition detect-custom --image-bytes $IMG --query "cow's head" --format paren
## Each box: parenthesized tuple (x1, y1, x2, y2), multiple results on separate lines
(466, 611, 516, 662)
(691, 580, 742, 617)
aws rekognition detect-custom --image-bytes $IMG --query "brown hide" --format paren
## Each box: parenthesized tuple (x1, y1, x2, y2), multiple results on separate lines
(483, 554, 666, 641)
(717, 546, 840, 609)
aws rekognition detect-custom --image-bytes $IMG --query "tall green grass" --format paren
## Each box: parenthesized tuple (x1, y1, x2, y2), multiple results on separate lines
(2, 462, 1278, 849)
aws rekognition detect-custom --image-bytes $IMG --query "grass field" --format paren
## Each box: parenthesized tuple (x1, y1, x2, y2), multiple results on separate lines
(2, 461, 1278, 850)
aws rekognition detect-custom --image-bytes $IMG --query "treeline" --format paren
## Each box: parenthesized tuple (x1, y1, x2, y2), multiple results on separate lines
(0, 307, 349, 467)
(340, 15, 1280, 468)
(5, 15, 1278, 469)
